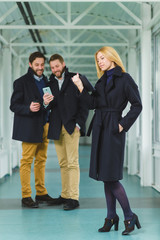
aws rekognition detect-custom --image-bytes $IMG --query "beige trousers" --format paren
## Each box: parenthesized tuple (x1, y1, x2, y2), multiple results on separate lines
(54, 125, 80, 200)
(20, 123, 49, 198)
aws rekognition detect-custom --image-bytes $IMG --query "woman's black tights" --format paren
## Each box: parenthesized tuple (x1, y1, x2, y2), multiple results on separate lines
(104, 181, 133, 220)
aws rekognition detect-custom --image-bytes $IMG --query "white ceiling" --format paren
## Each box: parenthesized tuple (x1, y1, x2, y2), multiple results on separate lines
(0, 1, 159, 80)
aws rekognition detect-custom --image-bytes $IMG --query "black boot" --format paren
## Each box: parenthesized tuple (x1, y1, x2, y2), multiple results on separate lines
(122, 213, 141, 235)
(98, 215, 119, 232)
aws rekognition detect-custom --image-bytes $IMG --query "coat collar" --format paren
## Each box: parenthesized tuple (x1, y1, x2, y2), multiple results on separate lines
(97, 66, 123, 83)
(95, 66, 123, 94)
(112, 65, 123, 77)
(50, 67, 71, 94)
(27, 67, 47, 83)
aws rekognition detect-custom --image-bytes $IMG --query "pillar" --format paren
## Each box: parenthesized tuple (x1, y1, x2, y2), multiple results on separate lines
(1, 40, 12, 176)
(140, 3, 152, 186)
(127, 30, 138, 175)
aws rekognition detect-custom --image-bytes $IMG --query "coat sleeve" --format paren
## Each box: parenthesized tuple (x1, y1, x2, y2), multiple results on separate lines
(42, 96, 57, 111)
(10, 79, 32, 116)
(119, 75, 142, 132)
(75, 90, 89, 130)
(78, 88, 99, 110)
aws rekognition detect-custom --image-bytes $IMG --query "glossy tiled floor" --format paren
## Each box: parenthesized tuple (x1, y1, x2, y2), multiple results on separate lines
(0, 143, 160, 240)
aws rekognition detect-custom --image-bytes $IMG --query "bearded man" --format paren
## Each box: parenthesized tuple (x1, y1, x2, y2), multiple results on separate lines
(10, 52, 55, 208)
(43, 54, 89, 210)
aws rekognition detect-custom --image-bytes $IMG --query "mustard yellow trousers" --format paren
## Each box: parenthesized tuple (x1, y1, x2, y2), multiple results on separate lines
(54, 125, 80, 200)
(20, 123, 49, 198)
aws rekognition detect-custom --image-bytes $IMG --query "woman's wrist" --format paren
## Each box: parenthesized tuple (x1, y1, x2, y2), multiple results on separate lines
(78, 85, 84, 93)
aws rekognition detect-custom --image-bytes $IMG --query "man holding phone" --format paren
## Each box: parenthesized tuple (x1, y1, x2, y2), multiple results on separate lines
(43, 54, 89, 210)
(10, 52, 54, 208)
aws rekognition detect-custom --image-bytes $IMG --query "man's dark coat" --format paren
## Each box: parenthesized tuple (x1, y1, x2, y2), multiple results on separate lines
(10, 67, 48, 143)
(47, 68, 89, 140)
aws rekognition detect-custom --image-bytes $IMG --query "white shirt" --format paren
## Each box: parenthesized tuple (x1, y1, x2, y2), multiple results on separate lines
(55, 72, 65, 90)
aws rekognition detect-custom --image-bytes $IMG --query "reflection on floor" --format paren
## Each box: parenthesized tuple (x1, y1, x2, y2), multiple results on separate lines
(0, 143, 160, 240)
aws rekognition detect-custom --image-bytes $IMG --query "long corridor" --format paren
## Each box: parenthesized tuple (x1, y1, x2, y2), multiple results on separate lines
(0, 143, 160, 240)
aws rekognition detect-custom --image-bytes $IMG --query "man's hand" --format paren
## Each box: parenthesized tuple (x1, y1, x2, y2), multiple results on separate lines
(119, 124, 123, 133)
(43, 93, 54, 105)
(30, 102, 41, 112)
(75, 126, 80, 132)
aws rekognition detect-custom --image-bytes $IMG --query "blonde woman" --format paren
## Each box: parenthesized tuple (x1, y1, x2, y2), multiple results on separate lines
(72, 46, 142, 235)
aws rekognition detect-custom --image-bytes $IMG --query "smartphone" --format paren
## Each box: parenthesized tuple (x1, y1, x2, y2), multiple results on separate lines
(43, 87, 52, 95)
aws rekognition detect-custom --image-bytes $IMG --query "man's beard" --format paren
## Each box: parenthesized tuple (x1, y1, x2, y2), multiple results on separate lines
(55, 66, 66, 79)
(33, 69, 43, 77)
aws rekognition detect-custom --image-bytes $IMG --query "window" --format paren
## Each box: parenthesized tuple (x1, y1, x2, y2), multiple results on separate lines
(0, 49, 2, 149)
(153, 30, 160, 142)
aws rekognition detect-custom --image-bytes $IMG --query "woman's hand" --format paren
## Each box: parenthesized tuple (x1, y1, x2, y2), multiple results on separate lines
(43, 93, 54, 105)
(72, 73, 84, 93)
(119, 124, 123, 133)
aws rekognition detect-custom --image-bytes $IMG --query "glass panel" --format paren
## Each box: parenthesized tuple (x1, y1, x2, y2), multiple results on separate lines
(154, 31, 160, 142)
(137, 42, 142, 137)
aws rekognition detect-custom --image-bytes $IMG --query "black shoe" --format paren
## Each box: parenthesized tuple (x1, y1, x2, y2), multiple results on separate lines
(22, 197, 39, 208)
(98, 215, 119, 232)
(63, 199, 79, 210)
(35, 194, 56, 204)
(49, 195, 68, 205)
(122, 213, 141, 235)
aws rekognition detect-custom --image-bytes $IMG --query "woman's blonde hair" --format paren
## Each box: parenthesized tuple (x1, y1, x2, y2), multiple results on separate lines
(95, 46, 126, 79)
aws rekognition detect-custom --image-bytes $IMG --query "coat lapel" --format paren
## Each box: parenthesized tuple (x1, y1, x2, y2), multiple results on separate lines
(49, 75, 60, 97)
(27, 68, 49, 103)
(95, 74, 108, 105)
(28, 77, 42, 103)
(105, 77, 114, 94)
(105, 66, 123, 93)
(95, 74, 106, 95)
(60, 71, 70, 94)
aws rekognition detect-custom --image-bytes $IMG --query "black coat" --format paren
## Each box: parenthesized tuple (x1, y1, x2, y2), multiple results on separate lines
(47, 68, 89, 140)
(10, 68, 49, 143)
(80, 66, 142, 181)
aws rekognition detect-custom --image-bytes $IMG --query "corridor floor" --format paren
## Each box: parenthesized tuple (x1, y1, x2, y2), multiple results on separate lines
(0, 143, 160, 240)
